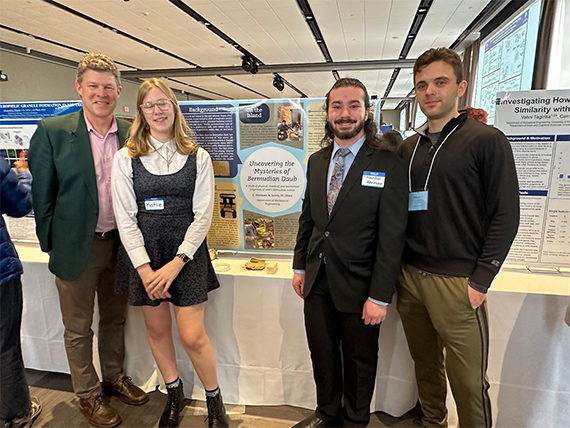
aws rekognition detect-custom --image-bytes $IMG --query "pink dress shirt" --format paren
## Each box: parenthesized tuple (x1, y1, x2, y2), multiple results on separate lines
(84, 114, 119, 233)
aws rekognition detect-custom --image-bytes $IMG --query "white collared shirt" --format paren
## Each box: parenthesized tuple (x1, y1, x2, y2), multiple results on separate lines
(111, 136, 214, 268)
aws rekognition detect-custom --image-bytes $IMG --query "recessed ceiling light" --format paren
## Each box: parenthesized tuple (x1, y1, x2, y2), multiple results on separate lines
(392, 36, 398, 39)
(143, 12, 149, 16)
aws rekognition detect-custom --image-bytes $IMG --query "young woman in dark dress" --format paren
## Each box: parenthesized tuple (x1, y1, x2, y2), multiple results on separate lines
(111, 78, 228, 428)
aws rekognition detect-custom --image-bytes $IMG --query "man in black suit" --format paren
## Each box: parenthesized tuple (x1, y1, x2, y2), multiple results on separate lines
(292, 78, 408, 427)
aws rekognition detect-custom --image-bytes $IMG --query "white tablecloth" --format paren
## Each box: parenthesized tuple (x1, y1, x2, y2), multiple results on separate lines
(19, 250, 570, 426)
(19, 255, 418, 417)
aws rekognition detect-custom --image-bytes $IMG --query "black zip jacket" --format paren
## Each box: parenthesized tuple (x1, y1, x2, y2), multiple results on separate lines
(399, 112, 520, 292)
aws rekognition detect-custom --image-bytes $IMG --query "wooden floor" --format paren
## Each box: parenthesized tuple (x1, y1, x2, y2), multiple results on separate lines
(26, 369, 421, 427)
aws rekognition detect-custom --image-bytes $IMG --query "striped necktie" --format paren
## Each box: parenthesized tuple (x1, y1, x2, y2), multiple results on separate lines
(327, 148, 350, 215)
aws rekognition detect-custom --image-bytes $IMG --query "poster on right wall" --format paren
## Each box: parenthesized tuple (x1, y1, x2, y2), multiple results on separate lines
(474, 0, 541, 125)
(495, 89, 570, 268)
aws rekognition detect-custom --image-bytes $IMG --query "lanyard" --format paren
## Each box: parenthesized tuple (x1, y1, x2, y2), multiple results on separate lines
(408, 124, 459, 192)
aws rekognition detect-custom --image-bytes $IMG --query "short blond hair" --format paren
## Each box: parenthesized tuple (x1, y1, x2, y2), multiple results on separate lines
(126, 78, 198, 158)
(76, 53, 120, 87)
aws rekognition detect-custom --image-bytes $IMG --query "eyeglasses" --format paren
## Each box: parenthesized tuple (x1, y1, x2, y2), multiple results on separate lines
(140, 99, 172, 113)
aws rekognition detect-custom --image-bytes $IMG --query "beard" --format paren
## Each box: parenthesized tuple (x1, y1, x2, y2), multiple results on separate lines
(330, 117, 366, 141)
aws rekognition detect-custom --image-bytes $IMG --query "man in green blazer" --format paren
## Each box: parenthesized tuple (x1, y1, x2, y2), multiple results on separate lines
(28, 53, 147, 428)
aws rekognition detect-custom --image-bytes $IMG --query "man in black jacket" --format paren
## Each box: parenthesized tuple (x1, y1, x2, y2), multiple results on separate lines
(398, 48, 520, 428)
(292, 78, 408, 427)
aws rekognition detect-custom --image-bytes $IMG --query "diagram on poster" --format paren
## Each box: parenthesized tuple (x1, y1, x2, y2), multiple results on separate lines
(0, 101, 81, 165)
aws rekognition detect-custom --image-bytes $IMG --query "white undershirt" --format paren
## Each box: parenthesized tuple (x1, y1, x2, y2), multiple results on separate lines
(111, 136, 215, 269)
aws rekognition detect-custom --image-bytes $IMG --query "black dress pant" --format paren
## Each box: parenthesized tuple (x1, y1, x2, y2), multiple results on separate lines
(304, 266, 381, 427)
(0, 276, 31, 422)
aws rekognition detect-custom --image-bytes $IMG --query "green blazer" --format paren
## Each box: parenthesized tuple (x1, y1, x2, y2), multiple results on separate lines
(28, 109, 130, 281)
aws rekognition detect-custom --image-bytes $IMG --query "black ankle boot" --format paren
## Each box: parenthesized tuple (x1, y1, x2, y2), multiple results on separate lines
(206, 391, 229, 428)
(159, 380, 185, 428)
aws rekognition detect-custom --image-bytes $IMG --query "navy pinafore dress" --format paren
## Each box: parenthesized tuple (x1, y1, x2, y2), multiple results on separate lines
(115, 153, 219, 307)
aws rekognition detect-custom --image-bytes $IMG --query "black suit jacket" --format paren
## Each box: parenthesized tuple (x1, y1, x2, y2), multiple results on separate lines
(293, 142, 408, 312)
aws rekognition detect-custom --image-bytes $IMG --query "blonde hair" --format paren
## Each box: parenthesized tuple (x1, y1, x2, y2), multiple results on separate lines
(76, 53, 120, 87)
(126, 78, 198, 158)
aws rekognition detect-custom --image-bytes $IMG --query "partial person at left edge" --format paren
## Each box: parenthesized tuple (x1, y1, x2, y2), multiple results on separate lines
(27, 52, 148, 428)
(0, 155, 42, 427)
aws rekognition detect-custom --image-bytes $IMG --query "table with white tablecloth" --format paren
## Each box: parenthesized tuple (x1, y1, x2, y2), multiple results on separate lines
(18, 246, 570, 426)
(18, 249, 418, 417)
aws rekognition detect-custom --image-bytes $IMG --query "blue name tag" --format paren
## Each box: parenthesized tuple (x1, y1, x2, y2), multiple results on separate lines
(361, 171, 385, 188)
(409, 191, 428, 211)
(145, 198, 164, 210)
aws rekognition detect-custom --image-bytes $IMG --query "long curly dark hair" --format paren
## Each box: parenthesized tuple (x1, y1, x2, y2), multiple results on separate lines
(321, 78, 384, 149)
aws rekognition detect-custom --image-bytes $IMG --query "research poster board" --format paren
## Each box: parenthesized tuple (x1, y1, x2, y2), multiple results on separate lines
(474, 0, 541, 124)
(0, 101, 83, 241)
(0, 101, 82, 165)
(180, 98, 379, 252)
(0, 98, 380, 252)
(495, 90, 570, 268)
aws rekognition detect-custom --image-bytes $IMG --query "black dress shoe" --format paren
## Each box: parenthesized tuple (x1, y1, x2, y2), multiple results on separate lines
(292, 413, 327, 428)
(159, 380, 185, 428)
(206, 391, 229, 427)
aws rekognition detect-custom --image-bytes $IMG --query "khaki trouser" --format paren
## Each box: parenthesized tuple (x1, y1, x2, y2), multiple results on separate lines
(55, 235, 128, 399)
(396, 263, 492, 428)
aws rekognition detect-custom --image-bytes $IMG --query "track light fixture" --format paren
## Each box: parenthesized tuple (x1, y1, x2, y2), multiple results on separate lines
(0, 71, 8, 82)
(241, 56, 252, 72)
(273, 75, 284, 91)
(241, 56, 258, 74)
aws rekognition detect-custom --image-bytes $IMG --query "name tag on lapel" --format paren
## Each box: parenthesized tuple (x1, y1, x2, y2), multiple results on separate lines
(145, 198, 164, 210)
(361, 171, 385, 188)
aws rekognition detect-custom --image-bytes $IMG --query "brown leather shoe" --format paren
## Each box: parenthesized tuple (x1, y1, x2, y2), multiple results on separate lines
(79, 395, 121, 428)
(102, 375, 149, 406)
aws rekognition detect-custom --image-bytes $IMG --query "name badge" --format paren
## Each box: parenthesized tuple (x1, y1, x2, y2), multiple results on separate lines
(409, 191, 428, 211)
(145, 198, 164, 211)
(361, 171, 385, 188)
